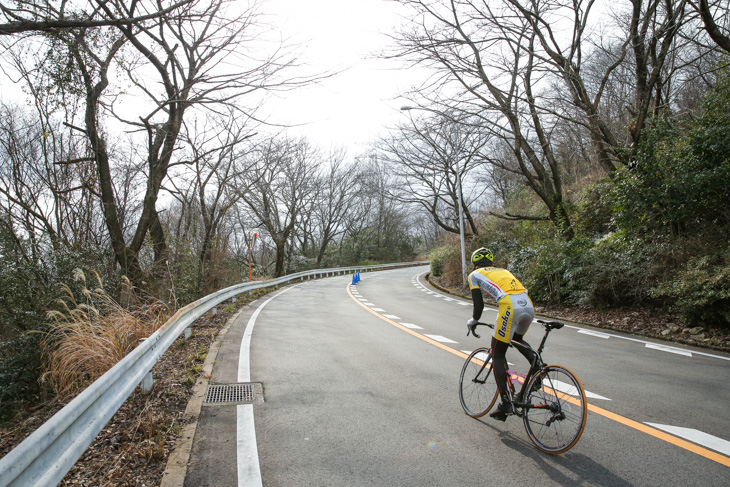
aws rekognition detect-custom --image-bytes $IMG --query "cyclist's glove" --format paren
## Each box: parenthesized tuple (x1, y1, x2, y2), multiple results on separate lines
(466, 318, 480, 338)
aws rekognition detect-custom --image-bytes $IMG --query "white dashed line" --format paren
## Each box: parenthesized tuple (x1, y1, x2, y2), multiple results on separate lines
(645, 423, 730, 456)
(461, 350, 489, 361)
(424, 334, 458, 344)
(578, 330, 612, 339)
(400, 323, 423, 330)
(645, 343, 693, 357)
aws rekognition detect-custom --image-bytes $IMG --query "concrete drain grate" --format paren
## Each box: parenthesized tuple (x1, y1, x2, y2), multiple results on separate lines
(204, 383, 255, 404)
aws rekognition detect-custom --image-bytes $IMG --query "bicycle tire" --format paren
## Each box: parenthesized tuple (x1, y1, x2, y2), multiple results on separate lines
(459, 347, 499, 418)
(522, 365, 587, 454)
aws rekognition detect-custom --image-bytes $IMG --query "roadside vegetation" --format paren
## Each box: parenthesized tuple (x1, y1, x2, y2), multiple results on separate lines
(429, 69, 730, 335)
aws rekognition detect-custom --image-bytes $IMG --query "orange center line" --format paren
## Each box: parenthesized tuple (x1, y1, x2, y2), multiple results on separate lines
(346, 282, 730, 468)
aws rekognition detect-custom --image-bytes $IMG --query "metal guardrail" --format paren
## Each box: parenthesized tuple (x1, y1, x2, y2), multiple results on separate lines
(0, 262, 426, 486)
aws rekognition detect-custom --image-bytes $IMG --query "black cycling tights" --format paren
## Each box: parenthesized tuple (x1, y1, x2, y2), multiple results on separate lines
(491, 333, 538, 403)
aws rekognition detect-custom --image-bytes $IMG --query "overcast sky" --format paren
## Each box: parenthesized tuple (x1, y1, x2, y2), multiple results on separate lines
(261, 0, 420, 153)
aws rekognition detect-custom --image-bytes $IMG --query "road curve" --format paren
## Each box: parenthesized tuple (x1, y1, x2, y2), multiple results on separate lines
(181, 266, 730, 486)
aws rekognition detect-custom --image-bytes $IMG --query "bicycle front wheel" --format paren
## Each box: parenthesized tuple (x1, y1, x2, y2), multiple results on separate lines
(459, 347, 498, 418)
(522, 365, 587, 454)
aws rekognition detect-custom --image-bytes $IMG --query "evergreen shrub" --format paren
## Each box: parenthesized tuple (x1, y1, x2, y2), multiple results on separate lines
(650, 250, 730, 329)
(429, 245, 452, 277)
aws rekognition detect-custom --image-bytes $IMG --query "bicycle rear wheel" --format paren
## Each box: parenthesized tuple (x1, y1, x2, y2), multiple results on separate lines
(522, 365, 587, 454)
(459, 347, 498, 418)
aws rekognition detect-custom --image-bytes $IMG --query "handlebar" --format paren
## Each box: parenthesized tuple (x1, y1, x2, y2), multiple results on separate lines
(466, 319, 564, 339)
(466, 321, 493, 339)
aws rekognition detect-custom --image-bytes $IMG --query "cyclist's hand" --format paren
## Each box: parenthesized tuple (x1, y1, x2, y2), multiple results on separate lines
(466, 318, 480, 338)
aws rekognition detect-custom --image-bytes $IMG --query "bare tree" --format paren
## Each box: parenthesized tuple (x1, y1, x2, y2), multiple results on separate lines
(0, 102, 104, 252)
(0, 0, 194, 35)
(394, 0, 575, 238)
(2, 0, 311, 289)
(340, 153, 414, 262)
(692, 0, 730, 53)
(310, 150, 358, 266)
(171, 113, 257, 293)
(239, 136, 320, 277)
(380, 109, 487, 237)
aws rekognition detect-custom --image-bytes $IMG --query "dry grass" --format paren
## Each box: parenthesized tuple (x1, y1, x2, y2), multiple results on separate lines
(41, 270, 172, 396)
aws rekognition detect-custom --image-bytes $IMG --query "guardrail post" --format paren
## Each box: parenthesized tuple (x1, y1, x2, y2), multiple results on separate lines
(184, 327, 192, 339)
(141, 372, 153, 393)
(211, 307, 217, 316)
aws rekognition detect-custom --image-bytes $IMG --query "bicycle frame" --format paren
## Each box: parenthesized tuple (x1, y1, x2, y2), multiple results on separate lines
(470, 320, 564, 411)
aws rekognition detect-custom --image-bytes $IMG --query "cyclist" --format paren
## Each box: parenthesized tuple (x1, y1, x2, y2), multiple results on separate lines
(466, 247, 539, 421)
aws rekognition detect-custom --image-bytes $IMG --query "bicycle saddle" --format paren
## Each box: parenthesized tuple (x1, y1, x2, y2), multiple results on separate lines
(538, 320, 565, 330)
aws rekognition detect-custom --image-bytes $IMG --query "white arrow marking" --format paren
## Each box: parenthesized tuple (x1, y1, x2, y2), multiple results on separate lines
(645, 423, 730, 456)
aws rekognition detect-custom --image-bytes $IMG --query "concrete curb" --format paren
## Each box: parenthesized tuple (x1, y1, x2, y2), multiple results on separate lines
(159, 303, 249, 487)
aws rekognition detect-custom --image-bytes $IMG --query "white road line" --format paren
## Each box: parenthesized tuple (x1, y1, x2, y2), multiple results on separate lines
(400, 322, 423, 330)
(645, 343, 693, 357)
(383, 314, 401, 319)
(578, 330, 612, 339)
(424, 334, 458, 344)
(645, 423, 730, 456)
(237, 405, 262, 487)
(569, 324, 730, 362)
(540, 378, 611, 401)
(237, 285, 296, 487)
(371, 307, 385, 312)
(584, 390, 611, 400)
(238, 286, 296, 382)
(461, 350, 489, 361)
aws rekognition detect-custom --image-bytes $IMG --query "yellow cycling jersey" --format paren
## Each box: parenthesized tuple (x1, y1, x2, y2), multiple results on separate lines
(468, 266, 527, 302)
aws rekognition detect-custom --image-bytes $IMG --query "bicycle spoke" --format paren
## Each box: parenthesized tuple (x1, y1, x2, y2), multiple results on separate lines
(522, 365, 587, 454)
(459, 347, 498, 418)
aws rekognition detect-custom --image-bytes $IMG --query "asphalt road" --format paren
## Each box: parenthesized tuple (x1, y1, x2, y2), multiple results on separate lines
(183, 265, 730, 486)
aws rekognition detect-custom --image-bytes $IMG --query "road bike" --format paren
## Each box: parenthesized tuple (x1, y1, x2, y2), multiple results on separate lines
(459, 319, 587, 454)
